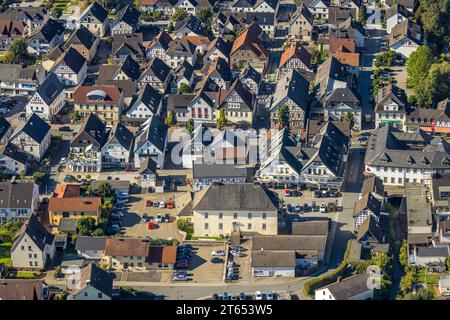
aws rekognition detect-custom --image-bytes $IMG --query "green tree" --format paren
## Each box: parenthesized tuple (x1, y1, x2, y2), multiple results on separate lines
(417, 0, 450, 52)
(342, 112, 354, 125)
(178, 83, 191, 94)
(77, 217, 96, 236)
(5, 38, 29, 64)
(407, 45, 434, 89)
(399, 240, 409, 268)
(171, 8, 187, 22)
(400, 271, 416, 294)
(95, 182, 116, 201)
(216, 108, 227, 129)
(186, 119, 194, 133)
(69, 110, 82, 123)
(277, 104, 290, 128)
(51, 7, 63, 18)
(446, 256, 450, 271)
(92, 228, 105, 236)
(54, 266, 62, 279)
(165, 111, 176, 126)
(32, 171, 46, 185)
(197, 7, 213, 33)
(416, 61, 450, 108)
(357, 5, 366, 23)
(101, 198, 114, 212)
(167, 22, 174, 33)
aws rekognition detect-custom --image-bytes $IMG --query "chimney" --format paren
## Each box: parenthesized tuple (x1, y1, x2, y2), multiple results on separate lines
(336, 276, 342, 283)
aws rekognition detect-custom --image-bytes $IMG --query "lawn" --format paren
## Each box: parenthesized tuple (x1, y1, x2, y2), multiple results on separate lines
(0, 242, 12, 267)
(14, 271, 42, 279)
(417, 272, 442, 285)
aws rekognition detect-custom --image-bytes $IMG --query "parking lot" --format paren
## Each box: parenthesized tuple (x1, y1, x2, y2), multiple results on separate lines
(120, 192, 185, 241)
(229, 240, 252, 282)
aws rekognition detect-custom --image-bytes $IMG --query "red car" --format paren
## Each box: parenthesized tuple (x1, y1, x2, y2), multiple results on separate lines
(147, 222, 154, 230)
(284, 189, 291, 197)
(145, 200, 153, 207)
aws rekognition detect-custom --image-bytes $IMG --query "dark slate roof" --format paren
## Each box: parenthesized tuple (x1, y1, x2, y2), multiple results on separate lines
(245, 12, 276, 26)
(353, 192, 382, 217)
(175, 14, 204, 36)
(71, 113, 108, 148)
(232, 0, 257, 8)
(65, 25, 96, 50)
(0, 116, 11, 141)
(120, 55, 141, 81)
(270, 69, 309, 112)
(30, 18, 63, 42)
(240, 64, 261, 85)
(175, 60, 194, 82)
(37, 73, 64, 105)
(135, 115, 168, 153)
(75, 236, 107, 251)
(131, 83, 162, 115)
(143, 57, 170, 83)
(114, 5, 140, 28)
(12, 113, 50, 144)
(109, 122, 134, 151)
(60, 47, 86, 73)
(0, 182, 35, 209)
(138, 157, 158, 174)
(204, 57, 232, 83)
(85, 2, 108, 23)
(325, 87, 359, 108)
(193, 163, 248, 179)
(193, 183, 277, 211)
(0, 142, 29, 165)
(206, 37, 231, 58)
(357, 214, 386, 244)
(112, 33, 144, 57)
(70, 263, 113, 299)
(255, 0, 278, 10)
(317, 274, 372, 300)
(416, 247, 450, 258)
(12, 214, 54, 252)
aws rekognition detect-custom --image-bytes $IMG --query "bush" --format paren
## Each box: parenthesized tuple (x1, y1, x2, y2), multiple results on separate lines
(54, 266, 62, 279)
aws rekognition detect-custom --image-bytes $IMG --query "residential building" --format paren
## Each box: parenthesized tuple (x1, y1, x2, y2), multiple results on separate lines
(303, 0, 330, 20)
(0, 181, 39, 224)
(68, 113, 109, 173)
(353, 192, 383, 231)
(174, 14, 204, 38)
(165, 37, 198, 68)
(10, 113, 51, 160)
(67, 263, 113, 300)
(230, 22, 268, 72)
(0, 279, 46, 300)
(146, 30, 172, 60)
(6, 7, 50, 34)
(193, 163, 248, 191)
(0, 142, 31, 176)
(0, 64, 45, 96)
(48, 197, 102, 227)
(50, 47, 88, 87)
(0, 19, 26, 51)
(171, 60, 194, 93)
(279, 41, 312, 76)
(27, 18, 64, 55)
(139, 157, 158, 188)
(388, 19, 424, 58)
(11, 214, 55, 269)
(430, 173, 450, 216)
(126, 84, 162, 125)
(101, 123, 134, 168)
(112, 33, 145, 63)
(315, 274, 374, 300)
(64, 25, 99, 62)
(133, 115, 168, 169)
(74, 85, 124, 125)
(323, 87, 361, 130)
(75, 236, 107, 260)
(407, 98, 450, 134)
(268, 69, 309, 131)
(217, 78, 255, 125)
(138, 57, 171, 93)
(239, 65, 261, 95)
(386, 3, 410, 34)
(192, 183, 278, 237)
(364, 126, 450, 186)
(103, 237, 150, 271)
(110, 5, 140, 36)
(79, 2, 108, 37)
(203, 37, 231, 65)
(375, 84, 407, 130)
(288, 4, 314, 42)
(25, 74, 65, 122)
(147, 246, 177, 270)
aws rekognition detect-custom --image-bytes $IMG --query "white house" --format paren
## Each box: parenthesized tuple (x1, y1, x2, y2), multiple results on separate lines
(50, 47, 87, 87)
(315, 274, 374, 300)
(67, 263, 113, 300)
(110, 5, 140, 36)
(0, 142, 30, 176)
(78, 2, 109, 37)
(75, 236, 106, 260)
(11, 214, 55, 269)
(101, 123, 134, 169)
(126, 84, 162, 123)
(10, 113, 51, 160)
(133, 115, 168, 169)
(27, 18, 64, 55)
(386, 3, 410, 34)
(388, 19, 424, 58)
(25, 74, 65, 122)
(0, 182, 39, 224)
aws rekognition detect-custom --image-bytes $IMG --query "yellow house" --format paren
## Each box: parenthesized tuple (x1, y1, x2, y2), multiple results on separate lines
(48, 197, 102, 227)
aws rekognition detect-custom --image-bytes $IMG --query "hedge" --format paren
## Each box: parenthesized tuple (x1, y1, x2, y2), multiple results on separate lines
(303, 240, 351, 296)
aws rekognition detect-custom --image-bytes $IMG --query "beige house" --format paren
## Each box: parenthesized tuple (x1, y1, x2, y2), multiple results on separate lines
(11, 215, 55, 269)
(192, 183, 278, 238)
(103, 238, 150, 271)
(64, 25, 99, 62)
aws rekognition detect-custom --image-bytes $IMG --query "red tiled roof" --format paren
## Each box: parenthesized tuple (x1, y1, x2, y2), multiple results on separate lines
(74, 85, 122, 105)
(279, 42, 311, 69)
(230, 22, 268, 58)
(329, 38, 356, 54)
(333, 49, 360, 67)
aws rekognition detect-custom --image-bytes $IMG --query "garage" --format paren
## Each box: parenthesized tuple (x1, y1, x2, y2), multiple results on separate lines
(251, 250, 296, 277)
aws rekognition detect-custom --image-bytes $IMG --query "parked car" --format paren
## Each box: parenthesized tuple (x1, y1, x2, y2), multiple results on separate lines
(172, 274, 188, 281)
(211, 257, 224, 263)
(212, 294, 219, 300)
(223, 292, 230, 300)
(320, 203, 327, 213)
(147, 222, 155, 229)
(286, 203, 293, 212)
(312, 201, 318, 212)
(159, 201, 166, 208)
(164, 213, 170, 222)
(291, 190, 299, 197)
(266, 291, 274, 300)
(152, 201, 159, 207)
(145, 200, 153, 207)
(314, 190, 321, 198)
(328, 202, 336, 212)
(239, 292, 246, 300)
(255, 291, 263, 300)
(167, 199, 175, 209)
(212, 250, 225, 256)
(284, 189, 291, 197)
(230, 250, 244, 257)
(156, 214, 162, 223)
(229, 245, 244, 252)
(303, 203, 310, 212)
(115, 203, 124, 210)
(294, 205, 302, 213)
